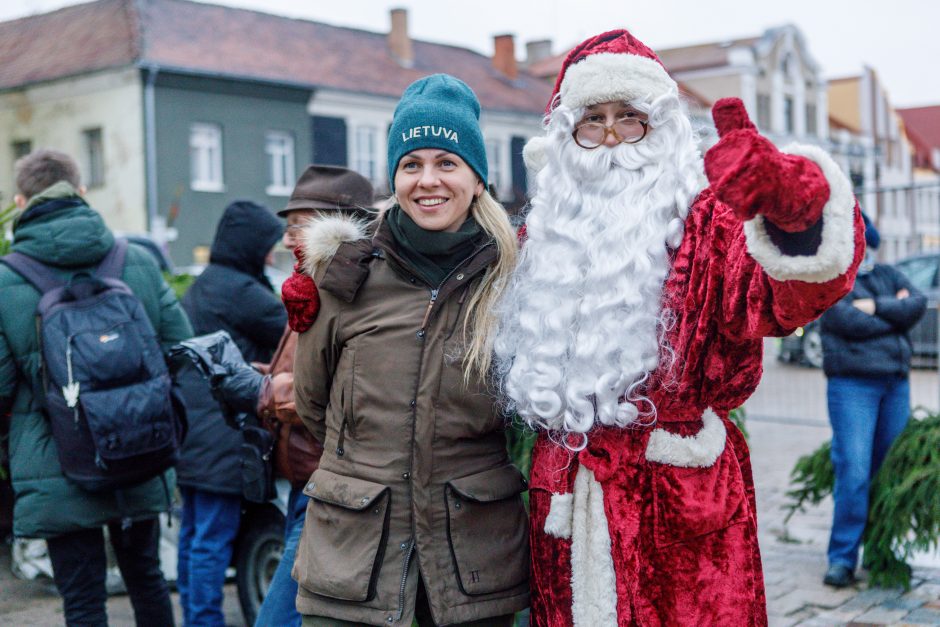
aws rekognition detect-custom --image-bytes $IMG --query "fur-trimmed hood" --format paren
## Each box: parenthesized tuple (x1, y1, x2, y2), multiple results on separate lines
(299, 214, 371, 278)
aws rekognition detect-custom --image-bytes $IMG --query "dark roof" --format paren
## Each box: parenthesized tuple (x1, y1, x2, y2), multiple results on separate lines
(0, 0, 551, 114)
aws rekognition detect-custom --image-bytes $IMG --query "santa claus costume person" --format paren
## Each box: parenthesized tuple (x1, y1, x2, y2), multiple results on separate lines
(493, 30, 864, 626)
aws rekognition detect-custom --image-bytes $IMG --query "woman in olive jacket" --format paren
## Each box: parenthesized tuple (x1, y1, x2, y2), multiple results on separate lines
(292, 75, 528, 626)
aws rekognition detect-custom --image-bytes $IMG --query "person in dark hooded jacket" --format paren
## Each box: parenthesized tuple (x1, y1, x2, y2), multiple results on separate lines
(175, 200, 286, 627)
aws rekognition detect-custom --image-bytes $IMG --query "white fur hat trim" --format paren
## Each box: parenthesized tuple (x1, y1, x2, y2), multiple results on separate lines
(560, 52, 677, 110)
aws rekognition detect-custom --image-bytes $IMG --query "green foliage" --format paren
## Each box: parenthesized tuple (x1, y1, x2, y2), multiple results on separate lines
(863, 409, 940, 589)
(783, 440, 833, 524)
(0, 202, 20, 256)
(784, 409, 940, 589)
(164, 271, 196, 300)
(728, 406, 748, 440)
(506, 417, 538, 509)
(1, 205, 19, 480)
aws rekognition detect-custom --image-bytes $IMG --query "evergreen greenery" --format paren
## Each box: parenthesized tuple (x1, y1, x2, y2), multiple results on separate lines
(784, 409, 940, 589)
(0, 202, 19, 482)
(164, 271, 196, 301)
(0, 202, 18, 256)
(506, 417, 538, 509)
(729, 406, 748, 440)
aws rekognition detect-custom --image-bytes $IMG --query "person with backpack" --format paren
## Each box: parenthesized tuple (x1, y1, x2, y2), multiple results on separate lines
(175, 200, 285, 627)
(0, 149, 193, 626)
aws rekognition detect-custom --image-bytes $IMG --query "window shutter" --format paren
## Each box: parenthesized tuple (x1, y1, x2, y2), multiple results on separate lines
(510, 136, 528, 207)
(311, 116, 348, 166)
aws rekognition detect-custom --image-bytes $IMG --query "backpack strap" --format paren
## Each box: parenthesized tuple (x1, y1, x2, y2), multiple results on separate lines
(0, 252, 63, 294)
(95, 238, 129, 280)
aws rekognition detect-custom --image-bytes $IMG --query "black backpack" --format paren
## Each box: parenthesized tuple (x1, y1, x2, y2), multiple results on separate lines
(1, 239, 183, 492)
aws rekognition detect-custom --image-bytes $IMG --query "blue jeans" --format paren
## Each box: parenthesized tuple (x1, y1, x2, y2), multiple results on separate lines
(177, 487, 242, 627)
(254, 485, 309, 627)
(827, 375, 910, 570)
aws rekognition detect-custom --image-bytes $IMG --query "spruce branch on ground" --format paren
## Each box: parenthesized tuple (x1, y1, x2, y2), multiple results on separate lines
(784, 408, 940, 589)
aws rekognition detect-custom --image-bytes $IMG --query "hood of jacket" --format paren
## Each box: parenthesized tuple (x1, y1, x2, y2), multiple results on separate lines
(209, 200, 283, 280)
(11, 182, 115, 268)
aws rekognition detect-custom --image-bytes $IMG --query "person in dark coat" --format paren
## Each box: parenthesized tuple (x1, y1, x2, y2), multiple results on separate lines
(819, 214, 927, 588)
(1, 149, 193, 627)
(176, 200, 286, 626)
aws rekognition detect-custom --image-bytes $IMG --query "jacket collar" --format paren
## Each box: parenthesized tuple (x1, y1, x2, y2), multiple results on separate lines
(314, 215, 497, 308)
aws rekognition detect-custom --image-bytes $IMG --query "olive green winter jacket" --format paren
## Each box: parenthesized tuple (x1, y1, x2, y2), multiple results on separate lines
(293, 215, 529, 626)
(0, 182, 193, 538)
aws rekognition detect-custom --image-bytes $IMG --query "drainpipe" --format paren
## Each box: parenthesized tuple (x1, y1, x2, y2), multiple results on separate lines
(143, 65, 158, 234)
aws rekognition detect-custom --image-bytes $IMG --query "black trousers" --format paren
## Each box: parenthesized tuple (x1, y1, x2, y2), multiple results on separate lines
(46, 517, 174, 627)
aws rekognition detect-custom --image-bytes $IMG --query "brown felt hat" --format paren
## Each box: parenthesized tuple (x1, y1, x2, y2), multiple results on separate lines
(277, 165, 374, 217)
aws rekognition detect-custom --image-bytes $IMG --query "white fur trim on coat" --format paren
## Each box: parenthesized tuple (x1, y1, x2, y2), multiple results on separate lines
(560, 52, 677, 111)
(645, 408, 727, 468)
(743, 143, 857, 284)
(299, 214, 369, 277)
(570, 465, 618, 627)
(543, 492, 574, 539)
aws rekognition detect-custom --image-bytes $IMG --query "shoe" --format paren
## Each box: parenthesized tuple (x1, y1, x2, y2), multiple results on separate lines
(823, 564, 855, 587)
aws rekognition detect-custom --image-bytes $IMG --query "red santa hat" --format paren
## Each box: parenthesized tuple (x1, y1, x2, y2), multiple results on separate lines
(524, 29, 678, 172)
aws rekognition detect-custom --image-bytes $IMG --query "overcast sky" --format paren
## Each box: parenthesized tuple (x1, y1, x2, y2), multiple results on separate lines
(3, 0, 938, 108)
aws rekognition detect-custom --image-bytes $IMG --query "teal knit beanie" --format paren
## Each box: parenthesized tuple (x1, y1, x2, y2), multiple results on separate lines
(387, 74, 488, 192)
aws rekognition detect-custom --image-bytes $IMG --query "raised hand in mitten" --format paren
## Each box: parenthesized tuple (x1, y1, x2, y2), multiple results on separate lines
(281, 245, 320, 333)
(704, 98, 828, 233)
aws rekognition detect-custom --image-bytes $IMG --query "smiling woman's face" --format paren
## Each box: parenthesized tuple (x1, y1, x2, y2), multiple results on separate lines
(394, 149, 484, 232)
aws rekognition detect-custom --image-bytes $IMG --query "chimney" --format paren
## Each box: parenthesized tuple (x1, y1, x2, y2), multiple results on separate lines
(388, 8, 413, 68)
(492, 34, 518, 80)
(525, 39, 553, 66)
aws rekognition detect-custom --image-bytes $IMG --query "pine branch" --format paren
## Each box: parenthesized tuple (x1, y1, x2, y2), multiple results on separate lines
(728, 406, 748, 440)
(784, 409, 940, 590)
(783, 440, 833, 523)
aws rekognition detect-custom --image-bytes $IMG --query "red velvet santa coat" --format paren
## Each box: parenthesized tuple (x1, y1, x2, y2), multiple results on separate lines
(527, 143, 864, 627)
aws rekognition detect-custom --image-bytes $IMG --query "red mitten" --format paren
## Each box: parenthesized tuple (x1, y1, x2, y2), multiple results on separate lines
(704, 98, 829, 233)
(281, 247, 320, 333)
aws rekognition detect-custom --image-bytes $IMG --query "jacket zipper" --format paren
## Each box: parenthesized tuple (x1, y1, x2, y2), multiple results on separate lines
(420, 289, 439, 330)
(391, 246, 492, 622)
(394, 538, 416, 622)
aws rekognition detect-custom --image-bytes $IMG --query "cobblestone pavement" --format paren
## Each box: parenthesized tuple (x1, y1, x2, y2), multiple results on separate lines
(748, 345, 940, 627)
(2, 342, 938, 626)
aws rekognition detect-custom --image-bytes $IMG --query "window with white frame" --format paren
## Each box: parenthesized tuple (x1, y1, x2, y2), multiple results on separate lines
(485, 139, 502, 198)
(265, 131, 295, 195)
(189, 123, 223, 191)
(354, 126, 378, 183)
(82, 128, 105, 188)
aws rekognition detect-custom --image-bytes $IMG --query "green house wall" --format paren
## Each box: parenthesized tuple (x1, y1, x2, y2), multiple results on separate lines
(153, 73, 312, 265)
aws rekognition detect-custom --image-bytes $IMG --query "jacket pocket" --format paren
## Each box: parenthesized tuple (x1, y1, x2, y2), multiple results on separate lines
(445, 465, 530, 596)
(293, 468, 390, 602)
(649, 442, 749, 549)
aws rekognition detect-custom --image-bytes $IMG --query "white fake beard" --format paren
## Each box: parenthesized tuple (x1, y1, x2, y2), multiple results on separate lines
(494, 95, 704, 446)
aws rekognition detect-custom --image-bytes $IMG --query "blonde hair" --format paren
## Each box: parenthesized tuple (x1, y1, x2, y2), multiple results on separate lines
(462, 190, 517, 381)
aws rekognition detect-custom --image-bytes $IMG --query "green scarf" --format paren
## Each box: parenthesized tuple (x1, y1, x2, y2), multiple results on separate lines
(385, 205, 484, 286)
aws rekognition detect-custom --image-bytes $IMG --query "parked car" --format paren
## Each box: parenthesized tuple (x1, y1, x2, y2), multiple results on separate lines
(778, 319, 824, 368)
(778, 252, 939, 368)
